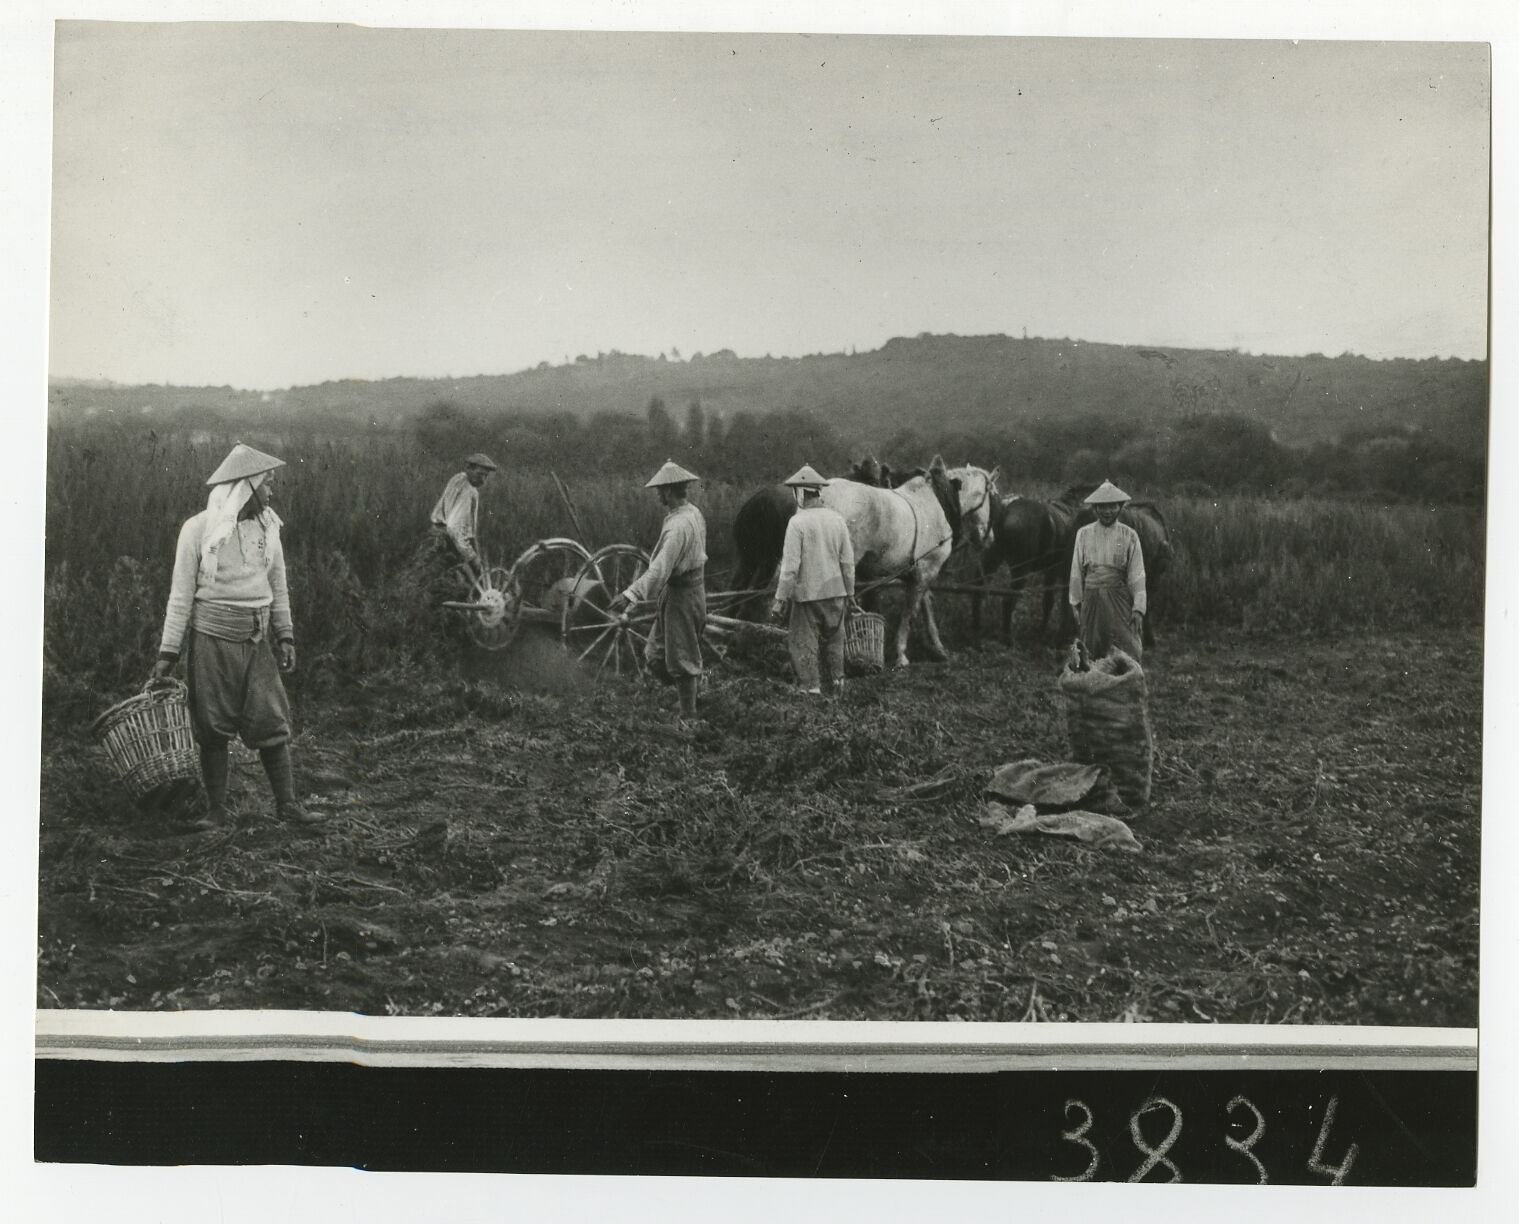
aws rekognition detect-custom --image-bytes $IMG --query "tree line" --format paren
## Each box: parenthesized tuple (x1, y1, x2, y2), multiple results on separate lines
(412, 395, 1484, 504)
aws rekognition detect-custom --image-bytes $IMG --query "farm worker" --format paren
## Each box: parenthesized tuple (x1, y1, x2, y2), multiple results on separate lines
(1068, 479, 1147, 661)
(608, 460, 707, 724)
(430, 451, 500, 579)
(149, 443, 320, 832)
(771, 464, 857, 696)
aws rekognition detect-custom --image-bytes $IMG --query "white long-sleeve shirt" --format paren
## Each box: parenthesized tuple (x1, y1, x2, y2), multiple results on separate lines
(775, 505, 855, 602)
(159, 511, 292, 654)
(430, 472, 480, 555)
(1069, 520, 1147, 614)
(622, 503, 707, 604)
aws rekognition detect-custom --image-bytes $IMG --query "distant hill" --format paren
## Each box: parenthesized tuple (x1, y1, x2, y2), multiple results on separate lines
(47, 333, 1489, 457)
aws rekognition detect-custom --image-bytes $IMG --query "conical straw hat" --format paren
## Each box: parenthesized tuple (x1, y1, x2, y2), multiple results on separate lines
(644, 459, 701, 488)
(206, 443, 286, 486)
(1083, 479, 1131, 505)
(783, 463, 828, 488)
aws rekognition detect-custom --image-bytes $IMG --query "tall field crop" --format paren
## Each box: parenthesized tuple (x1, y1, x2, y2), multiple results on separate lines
(971, 480, 1486, 638)
(43, 426, 1485, 713)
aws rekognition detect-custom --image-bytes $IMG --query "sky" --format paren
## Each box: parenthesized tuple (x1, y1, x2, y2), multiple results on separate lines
(46, 25, 1490, 389)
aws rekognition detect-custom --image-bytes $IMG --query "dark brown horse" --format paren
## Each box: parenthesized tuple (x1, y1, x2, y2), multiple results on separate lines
(971, 493, 1079, 640)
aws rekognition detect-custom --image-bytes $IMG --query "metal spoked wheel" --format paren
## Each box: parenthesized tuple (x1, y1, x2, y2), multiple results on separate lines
(500, 536, 594, 636)
(561, 544, 654, 678)
(463, 563, 519, 651)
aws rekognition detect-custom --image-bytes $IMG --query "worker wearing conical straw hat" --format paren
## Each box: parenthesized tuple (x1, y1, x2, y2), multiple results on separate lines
(150, 443, 320, 832)
(1068, 479, 1147, 661)
(772, 464, 856, 696)
(609, 460, 707, 725)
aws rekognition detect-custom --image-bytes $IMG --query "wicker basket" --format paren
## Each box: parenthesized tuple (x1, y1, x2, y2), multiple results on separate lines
(89, 681, 200, 802)
(843, 609, 886, 675)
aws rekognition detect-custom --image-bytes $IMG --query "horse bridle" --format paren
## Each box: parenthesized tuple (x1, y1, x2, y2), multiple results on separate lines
(951, 468, 997, 549)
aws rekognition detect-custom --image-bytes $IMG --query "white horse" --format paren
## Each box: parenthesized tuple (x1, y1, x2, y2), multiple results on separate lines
(821, 457, 999, 666)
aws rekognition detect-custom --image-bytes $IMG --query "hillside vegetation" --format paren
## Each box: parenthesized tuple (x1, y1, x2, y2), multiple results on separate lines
(51, 333, 1488, 495)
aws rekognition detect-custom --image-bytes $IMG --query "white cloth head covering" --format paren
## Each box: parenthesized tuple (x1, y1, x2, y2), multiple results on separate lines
(200, 471, 282, 584)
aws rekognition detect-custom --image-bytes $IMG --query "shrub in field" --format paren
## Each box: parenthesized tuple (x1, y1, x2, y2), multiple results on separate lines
(1158, 496, 1483, 634)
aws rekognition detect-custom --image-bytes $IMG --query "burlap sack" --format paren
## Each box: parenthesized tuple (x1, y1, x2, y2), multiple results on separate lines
(1058, 649, 1153, 808)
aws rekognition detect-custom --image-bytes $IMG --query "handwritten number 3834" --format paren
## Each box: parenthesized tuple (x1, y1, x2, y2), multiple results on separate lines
(1053, 1094, 1358, 1184)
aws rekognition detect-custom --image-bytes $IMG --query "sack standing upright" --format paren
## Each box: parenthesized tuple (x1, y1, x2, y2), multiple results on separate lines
(1058, 649, 1153, 809)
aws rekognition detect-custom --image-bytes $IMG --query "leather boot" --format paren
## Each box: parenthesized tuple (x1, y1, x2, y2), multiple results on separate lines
(187, 743, 232, 833)
(260, 744, 323, 827)
(676, 676, 699, 721)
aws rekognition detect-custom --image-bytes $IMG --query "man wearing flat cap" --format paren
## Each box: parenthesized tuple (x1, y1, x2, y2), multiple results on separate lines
(431, 452, 500, 578)
(1068, 479, 1147, 660)
(150, 443, 319, 832)
(411, 451, 500, 622)
(609, 460, 707, 725)
(772, 464, 856, 696)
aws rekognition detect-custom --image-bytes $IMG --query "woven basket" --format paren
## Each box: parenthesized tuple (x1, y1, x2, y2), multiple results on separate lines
(844, 609, 886, 675)
(89, 682, 200, 802)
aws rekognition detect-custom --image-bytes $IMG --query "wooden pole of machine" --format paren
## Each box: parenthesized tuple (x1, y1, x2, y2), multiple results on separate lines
(550, 470, 590, 544)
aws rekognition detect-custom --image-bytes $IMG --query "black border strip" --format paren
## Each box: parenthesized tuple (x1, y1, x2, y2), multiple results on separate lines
(34, 1060, 1478, 1183)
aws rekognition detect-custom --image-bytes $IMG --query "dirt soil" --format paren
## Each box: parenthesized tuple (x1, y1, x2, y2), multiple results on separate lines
(37, 625, 1481, 1025)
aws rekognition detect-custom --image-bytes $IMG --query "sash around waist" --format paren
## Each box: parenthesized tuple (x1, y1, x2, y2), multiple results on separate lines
(667, 567, 705, 590)
(1081, 563, 1131, 590)
(193, 600, 272, 642)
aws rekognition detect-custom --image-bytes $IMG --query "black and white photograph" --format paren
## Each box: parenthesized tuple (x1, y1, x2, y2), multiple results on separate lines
(12, 0, 1511, 1202)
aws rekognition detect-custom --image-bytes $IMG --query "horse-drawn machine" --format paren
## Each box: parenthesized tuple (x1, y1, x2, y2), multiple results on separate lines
(439, 531, 823, 675)
(441, 537, 669, 673)
(434, 461, 1168, 678)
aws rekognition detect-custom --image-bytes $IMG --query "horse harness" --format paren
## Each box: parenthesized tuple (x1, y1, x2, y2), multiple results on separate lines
(889, 486, 921, 570)
(865, 473, 979, 595)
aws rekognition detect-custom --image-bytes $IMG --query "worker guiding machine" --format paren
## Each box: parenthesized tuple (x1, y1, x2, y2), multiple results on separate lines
(609, 460, 708, 727)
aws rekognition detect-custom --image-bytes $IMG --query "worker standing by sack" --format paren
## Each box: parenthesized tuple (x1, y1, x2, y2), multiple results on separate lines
(771, 464, 857, 696)
(1068, 479, 1147, 661)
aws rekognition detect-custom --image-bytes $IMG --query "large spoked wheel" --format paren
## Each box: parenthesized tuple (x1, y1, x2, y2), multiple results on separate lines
(464, 563, 519, 651)
(501, 538, 594, 638)
(561, 544, 655, 678)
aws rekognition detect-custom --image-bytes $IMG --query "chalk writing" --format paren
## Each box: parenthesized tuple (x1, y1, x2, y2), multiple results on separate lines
(1307, 1095, 1359, 1185)
(1128, 1095, 1184, 1183)
(1051, 1099, 1100, 1182)
(1048, 1093, 1358, 1184)
(1226, 1095, 1269, 1185)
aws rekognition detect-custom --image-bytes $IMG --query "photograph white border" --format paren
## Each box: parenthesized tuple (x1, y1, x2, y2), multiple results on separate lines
(7, 0, 1515, 1214)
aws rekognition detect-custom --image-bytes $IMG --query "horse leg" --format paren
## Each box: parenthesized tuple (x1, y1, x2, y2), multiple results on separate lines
(1039, 574, 1056, 637)
(918, 586, 950, 663)
(1000, 567, 1028, 642)
(970, 551, 991, 636)
(855, 552, 883, 615)
(1058, 596, 1077, 644)
(893, 579, 919, 668)
(731, 562, 755, 619)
